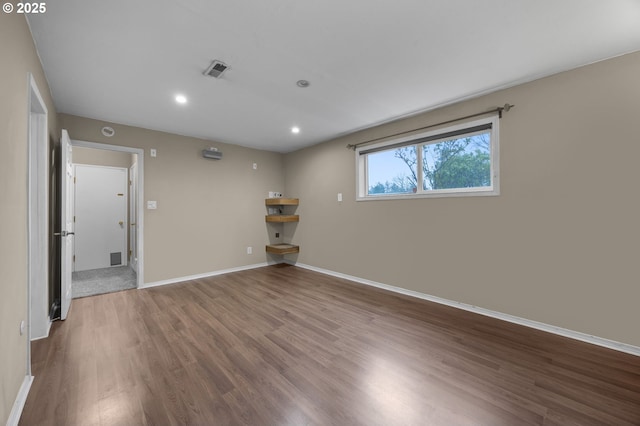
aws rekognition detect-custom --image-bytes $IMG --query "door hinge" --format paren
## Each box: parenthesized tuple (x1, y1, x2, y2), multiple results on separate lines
(129, 250, 132, 257)
(73, 216, 76, 222)
(74, 177, 76, 184)
(73, 255, 75, 262)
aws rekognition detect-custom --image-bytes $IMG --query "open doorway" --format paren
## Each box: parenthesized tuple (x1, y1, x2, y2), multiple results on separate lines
(69, 140, 144, 297)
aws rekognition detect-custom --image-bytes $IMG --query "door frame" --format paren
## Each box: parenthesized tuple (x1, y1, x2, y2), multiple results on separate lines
(129, 162, 139, 272)
(27, 74, 49, 347)
(70, 140, 145, 288)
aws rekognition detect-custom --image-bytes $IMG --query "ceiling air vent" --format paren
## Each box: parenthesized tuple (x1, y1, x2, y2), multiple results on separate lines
(204, 60, 229, 78)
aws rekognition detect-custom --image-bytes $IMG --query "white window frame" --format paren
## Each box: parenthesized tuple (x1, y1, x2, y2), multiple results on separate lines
(356, 116, 500, 201)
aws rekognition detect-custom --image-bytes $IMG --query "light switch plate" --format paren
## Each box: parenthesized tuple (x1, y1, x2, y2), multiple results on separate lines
(147, 201, 157, 209)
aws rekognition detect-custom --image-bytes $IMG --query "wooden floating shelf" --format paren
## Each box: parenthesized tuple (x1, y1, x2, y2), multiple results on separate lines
(265, 244, 299, 255)
(265, 197, 299, 255)
(265, 215, 299, 223)
(265, 198, 299, 206)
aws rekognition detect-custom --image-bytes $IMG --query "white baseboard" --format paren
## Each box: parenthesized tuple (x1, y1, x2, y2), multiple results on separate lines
(140, 262, 275, 289)
(7, 375, 33, 426)
(291, 261, 640, 357)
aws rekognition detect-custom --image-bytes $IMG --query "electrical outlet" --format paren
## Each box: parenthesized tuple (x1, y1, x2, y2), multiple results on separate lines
(247, 246, 252, 254)
(20, 320, 25, 336)
(150, 148, 157, 157)
(253, 163, 258, 170)
(337, 193, 343, 202)
(275, 232, 280, 238)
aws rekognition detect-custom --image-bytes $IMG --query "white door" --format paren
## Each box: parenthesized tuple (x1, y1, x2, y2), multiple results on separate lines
(60, 130, 74, 320)
(74, 165, 128, 271)
(129, 161, 138, 272)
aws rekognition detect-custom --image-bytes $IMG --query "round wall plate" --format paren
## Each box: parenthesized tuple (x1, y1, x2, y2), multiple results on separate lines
(101, 126, 115, 137)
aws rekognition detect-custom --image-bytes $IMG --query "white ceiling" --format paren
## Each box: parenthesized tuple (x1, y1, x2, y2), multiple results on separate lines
(27, 0, 640, 153)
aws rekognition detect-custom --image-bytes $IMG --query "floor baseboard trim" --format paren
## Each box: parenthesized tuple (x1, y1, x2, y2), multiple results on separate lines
(7, 375, 33, 426)
(291, 262, 640, 357)
(140, 262, 275, 289)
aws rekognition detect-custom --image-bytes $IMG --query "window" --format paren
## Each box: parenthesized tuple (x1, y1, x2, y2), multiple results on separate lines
(356, 116, 499, 200)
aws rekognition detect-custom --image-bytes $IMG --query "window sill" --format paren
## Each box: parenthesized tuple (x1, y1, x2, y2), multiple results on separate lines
(356, 187, 499, 201)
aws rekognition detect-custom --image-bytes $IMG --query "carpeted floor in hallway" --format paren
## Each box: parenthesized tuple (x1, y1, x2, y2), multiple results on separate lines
(72, 265, 137, 298)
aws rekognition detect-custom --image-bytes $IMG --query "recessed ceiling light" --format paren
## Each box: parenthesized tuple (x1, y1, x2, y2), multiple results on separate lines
(291, 126, 300, 134)
(296, 80, 310, 88)
(175, 94, 187, 104)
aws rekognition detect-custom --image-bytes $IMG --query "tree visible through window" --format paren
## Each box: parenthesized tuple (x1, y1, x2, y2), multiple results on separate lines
(358, 117, 499, 199)
(367, 146, 417, 195)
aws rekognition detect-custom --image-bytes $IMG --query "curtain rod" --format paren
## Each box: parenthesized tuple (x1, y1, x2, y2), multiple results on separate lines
(346, 103, 514, 150)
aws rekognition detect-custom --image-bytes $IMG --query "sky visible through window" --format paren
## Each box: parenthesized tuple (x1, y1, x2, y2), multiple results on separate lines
(367, 133, 491, 194)
(367, 149, 412, 189)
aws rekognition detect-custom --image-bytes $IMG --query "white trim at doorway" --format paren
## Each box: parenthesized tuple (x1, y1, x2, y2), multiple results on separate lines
(23, 73, 48, 426)
(27, 74, 49, 343)
(70, 140, 145, 288)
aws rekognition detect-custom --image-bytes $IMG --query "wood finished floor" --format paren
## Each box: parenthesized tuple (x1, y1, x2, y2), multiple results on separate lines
(21, 264, 640, 425)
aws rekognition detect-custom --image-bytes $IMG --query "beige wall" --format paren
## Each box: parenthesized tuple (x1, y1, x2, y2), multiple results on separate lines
(284, 51, 640, 348)
(73, 146, 134, 168)
(59, 114, 285, 283)
(0, 12, 58, 424)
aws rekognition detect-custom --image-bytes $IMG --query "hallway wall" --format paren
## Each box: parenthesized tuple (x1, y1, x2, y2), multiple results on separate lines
(0, 12, 59, 425)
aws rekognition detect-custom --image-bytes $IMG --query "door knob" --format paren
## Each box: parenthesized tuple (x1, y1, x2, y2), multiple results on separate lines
(119, 221, 124, 226)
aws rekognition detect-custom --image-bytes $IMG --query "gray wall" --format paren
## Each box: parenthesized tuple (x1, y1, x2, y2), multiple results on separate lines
(284, 51, 640, 348)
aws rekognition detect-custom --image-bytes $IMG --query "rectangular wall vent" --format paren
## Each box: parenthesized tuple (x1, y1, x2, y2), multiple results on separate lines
(110, 252, 122, 266)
